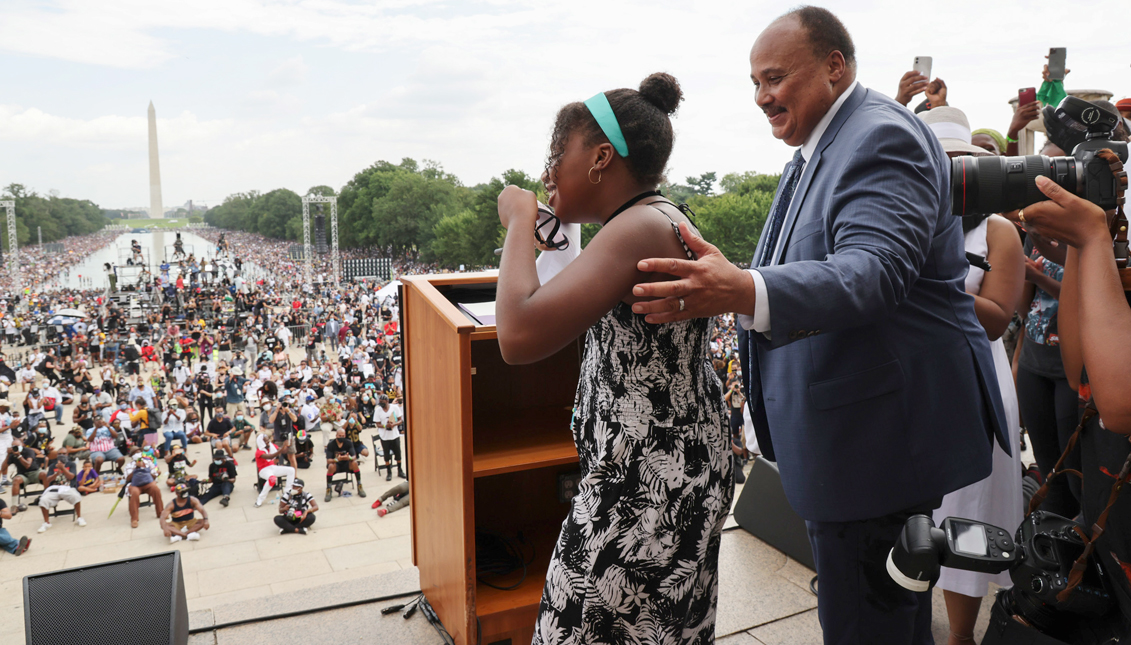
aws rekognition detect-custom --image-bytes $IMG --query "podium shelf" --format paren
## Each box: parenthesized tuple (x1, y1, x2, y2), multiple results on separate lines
(474, 526, 559, 619)
(472, 408, 577, 477)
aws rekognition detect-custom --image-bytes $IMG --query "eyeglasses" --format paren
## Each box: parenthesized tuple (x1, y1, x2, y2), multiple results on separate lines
(534, 207, 570, 252)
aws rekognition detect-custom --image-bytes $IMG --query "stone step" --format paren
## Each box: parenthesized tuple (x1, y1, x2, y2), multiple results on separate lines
(189, 565, 429, 645)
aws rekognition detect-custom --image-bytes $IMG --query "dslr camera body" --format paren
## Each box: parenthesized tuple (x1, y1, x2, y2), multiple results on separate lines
(889, 511, 1122, 644)
(952, 96, 1128, 218)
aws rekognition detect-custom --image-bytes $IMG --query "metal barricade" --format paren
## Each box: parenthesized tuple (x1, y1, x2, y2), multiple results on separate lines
(287, 324, 310, 342)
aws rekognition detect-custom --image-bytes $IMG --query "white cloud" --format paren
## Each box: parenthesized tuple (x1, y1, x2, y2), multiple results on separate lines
(0, 105, 235, 149)
(1, 0, 1129, 210)
(267, 56, 310, 87)
(0, 0, 547, 69)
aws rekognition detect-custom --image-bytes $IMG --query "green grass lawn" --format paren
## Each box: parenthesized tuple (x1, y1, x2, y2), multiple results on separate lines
(108, 218, 202, 229)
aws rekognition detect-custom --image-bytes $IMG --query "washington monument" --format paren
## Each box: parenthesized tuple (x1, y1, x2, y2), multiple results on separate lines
(148, 101, 164, 219)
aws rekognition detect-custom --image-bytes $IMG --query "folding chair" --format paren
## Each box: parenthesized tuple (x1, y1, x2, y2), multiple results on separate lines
(328, 470, 355, 497)
(16, 481, 45, 509)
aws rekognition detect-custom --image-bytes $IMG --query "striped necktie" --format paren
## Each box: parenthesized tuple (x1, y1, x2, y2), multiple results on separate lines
(757, 149, 805, 268)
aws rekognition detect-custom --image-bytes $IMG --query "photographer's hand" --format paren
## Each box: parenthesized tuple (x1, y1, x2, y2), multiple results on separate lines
(1008, 176, 1109, 250)
(1022, 176, 1131, 433)
(894, 71, 928, 107)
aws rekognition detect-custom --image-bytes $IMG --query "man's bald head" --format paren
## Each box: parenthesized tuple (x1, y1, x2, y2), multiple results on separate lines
(773, 5, 856, 70)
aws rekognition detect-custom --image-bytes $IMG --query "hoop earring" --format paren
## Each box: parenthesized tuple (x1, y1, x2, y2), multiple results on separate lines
(588, 167, 602, 185)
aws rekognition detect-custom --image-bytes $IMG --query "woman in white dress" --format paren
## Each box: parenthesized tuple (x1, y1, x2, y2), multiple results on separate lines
(934, 213, 1026, 644)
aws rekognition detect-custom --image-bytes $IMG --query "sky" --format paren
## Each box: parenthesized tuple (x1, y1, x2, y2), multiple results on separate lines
(0, 0, 1128, 210)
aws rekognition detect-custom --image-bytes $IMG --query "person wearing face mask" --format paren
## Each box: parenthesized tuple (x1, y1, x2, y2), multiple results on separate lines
(253, 435, 294, 508)
(159, 482, 208, 543)
(373, 396, 404, 482)
(109, 400, 134, 437)
(357, 390, 375, 428)
(164, 444, 198, 494)
(124, 450, 163, 529)
(86, 418, 124, 474)
(162, 401, 188, 455)
(300, 395, 321, 441)
(275, 478, 317, 535)
(324, 427, 364, 502)
(294, 429, 314, 469)
(197, 449, 237, 507)
(231, 410, 254, 452)
(342, 413, 369, 462)
(24, 388, 45, 429)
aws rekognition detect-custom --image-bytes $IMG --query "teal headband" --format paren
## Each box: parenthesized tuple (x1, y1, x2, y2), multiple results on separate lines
(584, 93, 629, 158)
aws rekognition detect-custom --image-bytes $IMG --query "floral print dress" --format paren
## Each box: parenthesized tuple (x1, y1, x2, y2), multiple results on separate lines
(532, 296, 733, 645)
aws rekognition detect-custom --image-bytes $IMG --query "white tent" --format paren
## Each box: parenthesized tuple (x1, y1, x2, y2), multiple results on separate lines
(373, 280, 401, 304)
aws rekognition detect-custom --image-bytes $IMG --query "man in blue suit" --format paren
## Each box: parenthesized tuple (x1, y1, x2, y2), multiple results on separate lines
(632, 7, 1009, 644)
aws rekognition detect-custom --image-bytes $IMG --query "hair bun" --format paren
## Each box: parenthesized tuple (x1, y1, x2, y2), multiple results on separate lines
(638, 72, 682, 116)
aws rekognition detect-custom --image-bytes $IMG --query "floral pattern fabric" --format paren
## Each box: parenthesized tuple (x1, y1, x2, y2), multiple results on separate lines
(532, 302, 732, 645)
(1024, 247, 1064, 346)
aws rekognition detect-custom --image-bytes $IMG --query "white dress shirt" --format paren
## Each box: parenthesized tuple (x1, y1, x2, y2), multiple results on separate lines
(739, 80, 859, 333)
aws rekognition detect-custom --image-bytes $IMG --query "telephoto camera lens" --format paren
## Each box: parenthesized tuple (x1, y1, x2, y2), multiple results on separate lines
(951, 155, 1078, 216)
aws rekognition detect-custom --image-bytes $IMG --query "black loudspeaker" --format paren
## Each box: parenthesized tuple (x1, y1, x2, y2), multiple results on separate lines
(314, 212, 328, 254)
(23, 550, 188, 645)
(732, 456, 816, 571)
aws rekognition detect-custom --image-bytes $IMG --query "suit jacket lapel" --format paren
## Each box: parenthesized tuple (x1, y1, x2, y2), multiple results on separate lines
(769, 84, 869, 266)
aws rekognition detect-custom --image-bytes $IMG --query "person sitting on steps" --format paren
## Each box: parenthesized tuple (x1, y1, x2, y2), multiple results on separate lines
(275, 478, 317, 535)
(159, 482, 208, 543)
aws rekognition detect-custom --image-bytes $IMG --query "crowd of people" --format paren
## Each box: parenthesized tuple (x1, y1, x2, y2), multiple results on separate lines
(0, 230, 119, 295)
(0, 232, 423, 557)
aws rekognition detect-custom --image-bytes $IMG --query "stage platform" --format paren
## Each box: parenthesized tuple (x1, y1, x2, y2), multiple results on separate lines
(181, 520, 997, 644)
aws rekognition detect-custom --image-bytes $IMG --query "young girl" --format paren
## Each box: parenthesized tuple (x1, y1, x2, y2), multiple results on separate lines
(495, 73, 731, 645)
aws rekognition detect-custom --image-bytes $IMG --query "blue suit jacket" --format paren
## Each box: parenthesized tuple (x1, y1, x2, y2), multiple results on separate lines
(740, 84, 1009, 523)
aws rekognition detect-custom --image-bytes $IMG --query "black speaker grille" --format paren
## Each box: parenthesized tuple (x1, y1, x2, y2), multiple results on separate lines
(26, 554, 176, 645)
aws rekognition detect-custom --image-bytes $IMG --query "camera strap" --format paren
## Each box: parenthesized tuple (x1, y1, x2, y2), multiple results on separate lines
(1027, 399, 1131, 603)
(1096, 149, 1130, 290)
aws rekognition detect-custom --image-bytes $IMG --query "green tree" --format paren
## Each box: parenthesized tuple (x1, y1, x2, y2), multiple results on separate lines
(204, 192, 259, 231)
(1, 183, 105, 247)
(690, 190, 775, 265)
(429, 169, 541, 267)
(429, 210, 481, 267)
(252, 188, 302, 240)
(337, 158, 467, 254)
(719, 171, 781, 195)
(659, 182, 696, 204)
(686, 171, 717, 196)
(306, 185, 336, 197)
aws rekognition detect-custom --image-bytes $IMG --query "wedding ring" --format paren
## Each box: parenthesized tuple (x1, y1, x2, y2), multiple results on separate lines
(1018, 209, 1025, 223)
(678, 297, 686, 312)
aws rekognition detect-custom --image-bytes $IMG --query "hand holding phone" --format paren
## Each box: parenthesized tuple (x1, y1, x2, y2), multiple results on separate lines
(912, 56, 932, 80)
(1046, 48, 1067, 81)
(1018, 87, 1036, 106)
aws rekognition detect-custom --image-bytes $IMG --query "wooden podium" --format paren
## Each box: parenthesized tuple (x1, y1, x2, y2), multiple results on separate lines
(401, 273, 582, 645)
